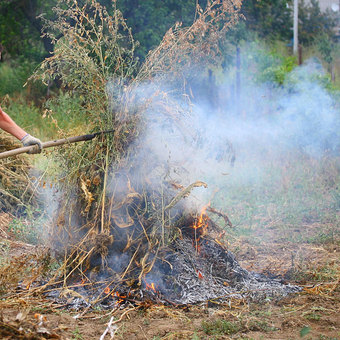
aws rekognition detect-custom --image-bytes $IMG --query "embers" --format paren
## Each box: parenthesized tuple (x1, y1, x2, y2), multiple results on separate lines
(103, 287, 129, 304)
(43, 208, 300, 309)
(145, 281, 157, 293)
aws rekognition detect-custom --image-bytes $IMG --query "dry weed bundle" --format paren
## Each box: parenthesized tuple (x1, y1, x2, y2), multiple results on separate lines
(0, 246, 50, 297)
(35, 0, 137, 95)
(137, 0, 243, 82)
(0, 132, 37, 214)
(29, 0, 141, 238)
(29, 0, 241, 298)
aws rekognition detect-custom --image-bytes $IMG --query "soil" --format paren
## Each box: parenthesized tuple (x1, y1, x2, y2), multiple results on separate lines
(0, 213, 339, 340)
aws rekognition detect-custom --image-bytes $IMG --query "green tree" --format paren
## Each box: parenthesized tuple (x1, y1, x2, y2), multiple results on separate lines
(240, 0, 337, 46)
(241, 0, 293, 41)
(116, 0, 199, 59)
(0, 0, 55, 62)
(299, 0, 337, 45)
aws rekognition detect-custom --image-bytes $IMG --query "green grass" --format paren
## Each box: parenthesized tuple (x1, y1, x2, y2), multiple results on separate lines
(4, 99, 46, 138)
(248, 320, 278, 332)
(0, 61, 34, 96)
(2, 91, 91, 176)
(212, 153, 340, 245)
(71, 327, 83, 340)
(4, 92, 89, 142)
(201, 319, 242, 336)
(304, 312, 321, 321)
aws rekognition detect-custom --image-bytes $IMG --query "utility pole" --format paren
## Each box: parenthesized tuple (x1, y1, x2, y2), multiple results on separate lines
(236, 46, 241, 105)
(293, 0, 298, 55)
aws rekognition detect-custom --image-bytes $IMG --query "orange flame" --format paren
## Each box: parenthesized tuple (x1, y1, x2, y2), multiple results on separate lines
(193, 203, 210, 253)
(193, 204, 210, 232)
(145, 282, 157, 293)
(193, 206, 207, 229)
(104, 287, 111, 295)
(196, 269, 204, 280)
(111, 291, 126, 304)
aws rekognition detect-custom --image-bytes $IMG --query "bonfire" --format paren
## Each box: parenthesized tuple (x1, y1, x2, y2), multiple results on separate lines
(2, 0, 301, 316)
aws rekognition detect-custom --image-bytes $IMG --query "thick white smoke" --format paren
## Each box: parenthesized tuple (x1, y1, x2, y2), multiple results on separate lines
(106, 55, 339, 215)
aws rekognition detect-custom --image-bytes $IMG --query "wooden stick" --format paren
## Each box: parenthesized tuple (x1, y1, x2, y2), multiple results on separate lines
(0, 130, 114, 160)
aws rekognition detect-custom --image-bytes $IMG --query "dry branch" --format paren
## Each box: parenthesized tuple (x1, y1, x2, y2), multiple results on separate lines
(165, 181, 208, 211)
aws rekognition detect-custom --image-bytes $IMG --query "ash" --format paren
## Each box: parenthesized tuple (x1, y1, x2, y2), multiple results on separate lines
(43, 236, 300, 309)
(153, 237, 301, 305)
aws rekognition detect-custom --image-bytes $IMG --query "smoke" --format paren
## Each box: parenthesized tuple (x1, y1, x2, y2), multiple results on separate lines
(221, 60, 338, 157)
(106, 53, 339, 215)
(27, 171, 63, 245)
(23, 46, 337, 296)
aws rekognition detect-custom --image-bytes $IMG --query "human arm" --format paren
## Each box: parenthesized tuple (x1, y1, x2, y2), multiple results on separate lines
(0, 106, 27, 140)
(0, 106, 42, 153)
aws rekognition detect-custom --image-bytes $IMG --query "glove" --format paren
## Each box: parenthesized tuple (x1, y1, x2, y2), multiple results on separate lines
(21, 134, 43, 154)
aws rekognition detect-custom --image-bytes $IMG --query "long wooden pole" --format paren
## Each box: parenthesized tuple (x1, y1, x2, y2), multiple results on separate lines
(0, 130, 114, 160)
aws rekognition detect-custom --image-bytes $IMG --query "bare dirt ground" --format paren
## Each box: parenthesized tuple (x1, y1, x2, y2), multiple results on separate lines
(0, 213, 339, 340)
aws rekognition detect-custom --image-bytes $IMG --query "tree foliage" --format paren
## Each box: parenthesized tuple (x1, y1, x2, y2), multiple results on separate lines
(1, 0, 338, 65)
(116, 0, 200, 59)
(0, 0, 55, 61)
(240, 0, 338, 44)
(241, 0, 293, 41)
(299, 0, 338, 45)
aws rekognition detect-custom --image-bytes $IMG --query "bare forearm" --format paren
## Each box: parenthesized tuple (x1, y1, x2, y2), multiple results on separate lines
(0, 108, 27, 140)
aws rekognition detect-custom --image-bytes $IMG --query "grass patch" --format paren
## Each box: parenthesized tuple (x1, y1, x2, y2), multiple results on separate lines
(248, 320, 278, 332)
(4, 92, 89, 142)
(213, 154, 340, 245)
(0, 61, 35, 96)
(71, 327, 83, 340)
(201, 319, 242, 336)
(304, 312, 321, 321)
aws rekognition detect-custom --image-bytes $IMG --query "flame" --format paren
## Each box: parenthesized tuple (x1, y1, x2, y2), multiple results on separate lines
(145, 282, 157, 292)
(104, 287, 128, 304)
(196, 269, 204, 279)
(193, 203, 210, 253)
(146, 282, 156, 292)
(110, 291, 127, 304)
(193, 204, 209, 231)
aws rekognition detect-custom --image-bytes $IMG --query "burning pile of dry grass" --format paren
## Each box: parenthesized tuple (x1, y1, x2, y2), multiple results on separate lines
(0, 132, 37, 214)
(32, 0, 241, 265)
(18, 0, 299, 309)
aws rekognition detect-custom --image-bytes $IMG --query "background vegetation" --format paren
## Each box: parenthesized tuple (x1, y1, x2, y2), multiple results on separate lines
(0, 0, 338, 138)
